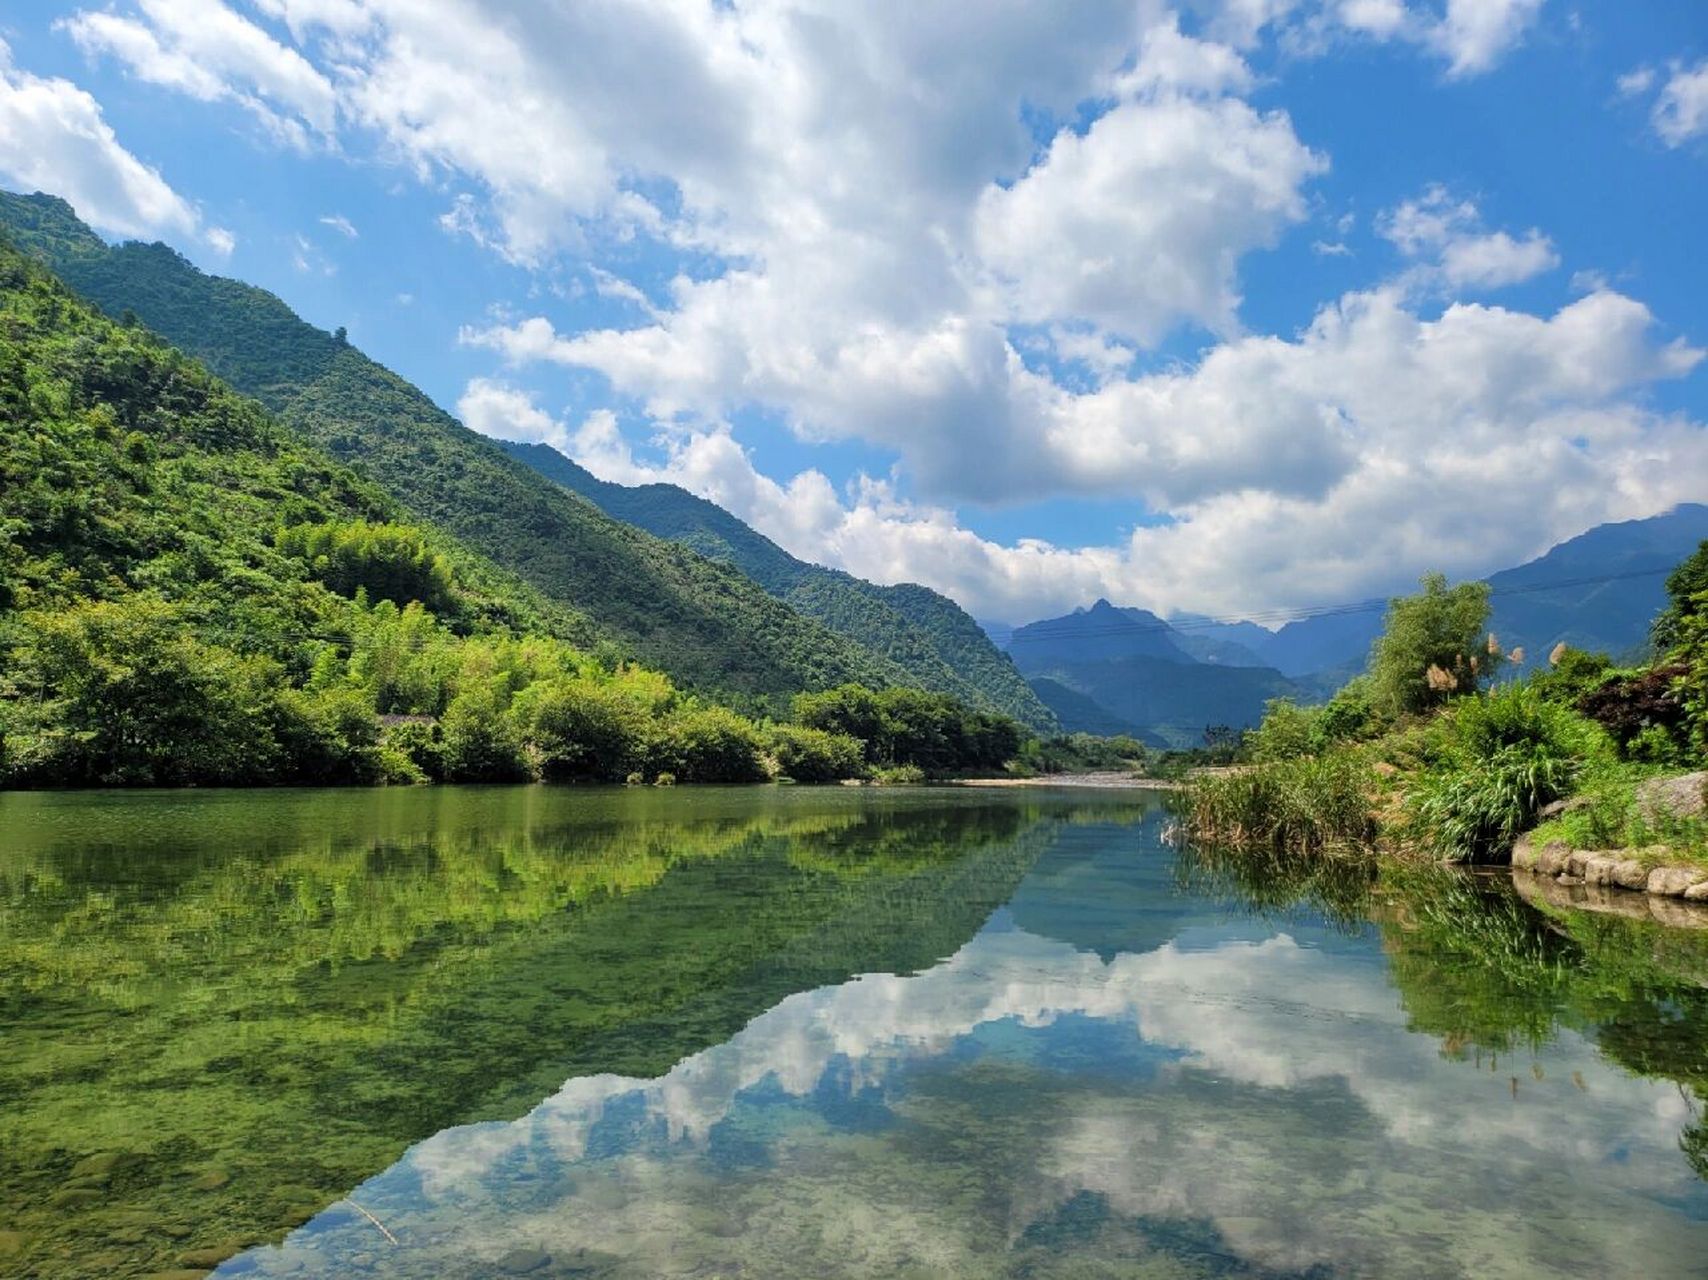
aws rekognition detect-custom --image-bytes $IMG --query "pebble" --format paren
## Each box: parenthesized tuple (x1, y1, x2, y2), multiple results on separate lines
(179, 1246, 236, 1268)
(70, 1152, 126, 1180)
(190, 1169, 231, 1191)
(49, 1188, 104, 1208)
(0, 1231, 23, 1256)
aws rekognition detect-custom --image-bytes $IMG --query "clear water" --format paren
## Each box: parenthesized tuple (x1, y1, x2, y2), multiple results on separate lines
(3, 785, 1707, 1279)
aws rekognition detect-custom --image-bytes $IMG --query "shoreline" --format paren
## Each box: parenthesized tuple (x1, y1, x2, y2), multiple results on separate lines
(949, 771, 1178, 790)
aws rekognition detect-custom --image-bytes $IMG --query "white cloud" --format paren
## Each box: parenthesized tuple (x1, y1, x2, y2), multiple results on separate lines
(204, 224, 236, 255)
(464, 285, 1704, 622)
(319, 212, 357, 238)
(455, 377, 575, 454)
(61, 0, 337, 149)
(1438, 227, 1557, 287)
(974, 93, 1325, 343)
(1652, 58, 1708, 147)
(1379, 184, 1557, 289)
(0, 57, 212, 245)
(1426, 0, 1545, 79)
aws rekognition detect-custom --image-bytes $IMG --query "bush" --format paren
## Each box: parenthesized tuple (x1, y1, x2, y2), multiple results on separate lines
(1401, 685, 1605, 862)
(652, 706, 768, 783)
(440, 685, 527, 782)
(1575, 663, 1690, 760)
(1184, 752, 1376, 854)
(871, 763, 927, 786)
(769, 724, 864, 782)
(511, 678, 648, 782)
(1406, 746, 1579, 863)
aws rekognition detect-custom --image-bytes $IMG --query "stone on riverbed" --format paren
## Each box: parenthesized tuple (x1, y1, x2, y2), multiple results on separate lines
(1647, 866, 1708, 897)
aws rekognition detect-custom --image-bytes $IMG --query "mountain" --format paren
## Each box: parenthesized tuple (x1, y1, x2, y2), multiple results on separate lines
(498, 441, 1055, 729)
(1005, 504, 1708, 746)
(1485, 504, 1708, 667)
(0, 190, 911, 708)
(1005, 601, 1298, 747)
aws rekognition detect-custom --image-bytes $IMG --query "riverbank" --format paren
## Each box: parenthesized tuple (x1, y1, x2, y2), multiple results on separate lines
(950, 771, 1174, 790)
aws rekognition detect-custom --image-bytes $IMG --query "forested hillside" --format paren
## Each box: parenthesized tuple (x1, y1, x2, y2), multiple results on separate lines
(0, 191, 912, 707)
(0, 239, 1031, 787)
(500, 440, 1055, 729)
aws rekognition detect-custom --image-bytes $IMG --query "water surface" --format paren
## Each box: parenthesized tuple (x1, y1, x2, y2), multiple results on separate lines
(3, 785, 1707, 1278)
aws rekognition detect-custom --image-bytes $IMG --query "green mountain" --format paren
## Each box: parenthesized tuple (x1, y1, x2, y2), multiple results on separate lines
(0, 190, 911, 708)
(498, 440, 1056, 729)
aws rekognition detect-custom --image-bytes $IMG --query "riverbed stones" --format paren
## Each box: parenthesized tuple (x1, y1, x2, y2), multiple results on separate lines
(70, 1152, 126, 1180)
(1611, 859, 1650, 890)
(1647, 866, 1707, 897)
(179, 1246, 237, 1268)
(1685, 882, 1708, 902)
(189, 1168, 230, 1191)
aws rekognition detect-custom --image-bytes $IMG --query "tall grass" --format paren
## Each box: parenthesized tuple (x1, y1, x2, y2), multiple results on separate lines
(1183, 752, 1376, 855)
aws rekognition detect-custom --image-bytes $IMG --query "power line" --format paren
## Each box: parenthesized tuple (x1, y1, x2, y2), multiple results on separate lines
(1005, 565, 1674, 646)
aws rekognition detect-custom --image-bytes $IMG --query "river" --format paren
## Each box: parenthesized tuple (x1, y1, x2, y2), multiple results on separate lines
(2, 784, 1706, 1278)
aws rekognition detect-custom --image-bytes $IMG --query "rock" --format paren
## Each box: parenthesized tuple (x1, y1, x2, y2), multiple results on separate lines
(140, 1271, 212, 1280)
(1537, 798, 1570, 820)
(1636, 772, 1707, 823)
(1566, 851, 1589, 878)
(1537, 842, 1572, 875)
(1556, 874, 1585, 887)
(1649, 896, 1708, 930)
(158, 1224, 193, 1240)
(0, 1231, 24, 1256)
(498, 1248, 552, 1274)
(1581, 856, 1618, 887)
(1612, 859, 1651, 890)
(1647, 866, 1707, 897)
(1511, 834, 1539, 870)
(109, 1227, 147, 1245)
(1685, 882, 1708, 902)
(189, 1168, 230, 1191)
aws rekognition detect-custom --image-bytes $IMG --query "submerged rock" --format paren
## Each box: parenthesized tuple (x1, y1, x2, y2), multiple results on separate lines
(497, 1247, 552, 1274)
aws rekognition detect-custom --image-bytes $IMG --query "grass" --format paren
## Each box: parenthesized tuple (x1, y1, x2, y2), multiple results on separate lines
(1528, 760, 1708, 871)
(1182, 751, 1377, 855)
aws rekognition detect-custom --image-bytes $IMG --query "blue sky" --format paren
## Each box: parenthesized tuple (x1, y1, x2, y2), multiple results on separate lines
(1, 1, 1704, 623)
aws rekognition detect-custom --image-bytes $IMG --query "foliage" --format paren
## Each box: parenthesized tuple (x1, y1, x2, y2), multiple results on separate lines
(511, 677, 651, 782)
(0, 192, 925, 710)
(1575, 662, 1692, 761)
(1015, 731, 1147, 775)
(1401, 685, 1606, 862)
(768, 724, 865, 783)
(1652, 539, 1708, 651)
(792, 683, 1024, 776)
(276, 519, 455, 613)
(650, 705, 769, 783)
(1183, 752, 1377, 854)
(1368, 572, 1501, 716)
(1527, 646, 1615, 705)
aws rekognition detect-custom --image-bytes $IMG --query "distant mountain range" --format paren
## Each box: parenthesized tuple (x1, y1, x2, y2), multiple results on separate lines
(1001, 506, 1708, 747)
(0, 189, 1051, 726)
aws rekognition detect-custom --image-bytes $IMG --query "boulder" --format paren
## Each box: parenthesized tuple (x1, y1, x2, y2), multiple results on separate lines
(1581, 856, 1618, 887)
(1636, 772, 1707, 823)
(1647, 866, 1707, 898)
(1611, 859, 1651, 890)
(1685, 882, 1708, 902)
(1537, 842, 1572, 875)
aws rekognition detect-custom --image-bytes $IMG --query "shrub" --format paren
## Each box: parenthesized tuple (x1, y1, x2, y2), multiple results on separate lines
(510, 678, 648, 782)
(1184, 752, 1376, 854)
(439, 684, 527, 782)
(871, 763, 927, 786)
(769, 724, 864, 782)
(652, 706, 768, 783)
(1575, 663, 1689, 760)
(1406, 746, 1579, 863)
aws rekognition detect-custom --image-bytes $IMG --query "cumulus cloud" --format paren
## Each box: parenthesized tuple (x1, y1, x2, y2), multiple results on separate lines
(1379, 185, 1558, 289)
(1652, 58, 1708, 147)
(61, 0, 338, 149)
(461, 283, 1704, 622)
(0, 51, 232, 249)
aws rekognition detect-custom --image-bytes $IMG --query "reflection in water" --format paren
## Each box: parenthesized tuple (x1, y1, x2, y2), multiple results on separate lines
(226, 821, 1708, 1280)
(1, 786, 1108, 1278)
(4, 786, 1708, 1278)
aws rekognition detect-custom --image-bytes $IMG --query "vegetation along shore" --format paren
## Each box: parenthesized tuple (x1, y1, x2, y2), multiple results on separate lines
(1181, 547, 1708, 901)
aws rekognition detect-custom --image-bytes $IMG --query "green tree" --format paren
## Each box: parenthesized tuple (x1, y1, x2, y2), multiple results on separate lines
(1368, 572, 1500, 717)
(652, 706, 768, 783)
(439, 682, 526, 782)
(511, 678, 648, 781)
(1653, 540, 1708, 652)
(769, 724, 865, 782)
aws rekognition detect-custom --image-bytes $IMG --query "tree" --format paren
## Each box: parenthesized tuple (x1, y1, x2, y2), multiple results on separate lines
(511, 677, 648, 781)
(1652, 539, 1708, 652)
(1368, 573, 1499, 716)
